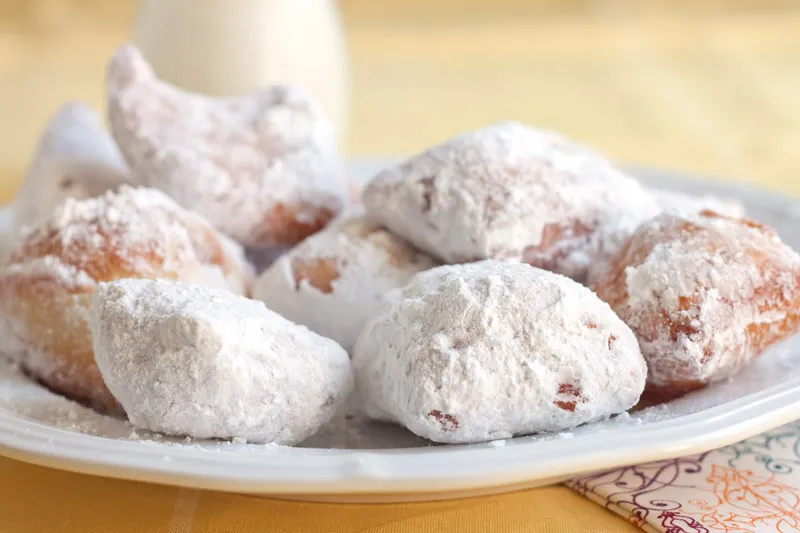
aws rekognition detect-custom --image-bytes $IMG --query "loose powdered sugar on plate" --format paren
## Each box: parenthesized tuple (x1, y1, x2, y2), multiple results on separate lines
(2, 335, 800, 450)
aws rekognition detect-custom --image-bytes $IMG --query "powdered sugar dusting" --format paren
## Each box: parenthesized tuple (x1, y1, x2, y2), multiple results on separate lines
(90, 279, 353, 444)
(588, 189, 747, 285)
(4, 336, 800, 450)
(362, 122, 659, 281)
(253, 208, 437, 350)
(12, 102, 131, 236)
(1, 255, 95, 290)
(353, 261, 647, 443)
(107, 44, 347, 246)
(0, 187, 254, 412)
(0, 168, 799, 457)
(37, 186, 253, 293)
(594, 211, 800, 393)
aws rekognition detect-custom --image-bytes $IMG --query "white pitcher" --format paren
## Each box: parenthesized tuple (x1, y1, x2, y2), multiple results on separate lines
(132, 0, 350, 143)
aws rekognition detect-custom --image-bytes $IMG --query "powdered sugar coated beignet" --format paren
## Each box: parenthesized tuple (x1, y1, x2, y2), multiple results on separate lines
(253, 209, 437, 350)
(0, 186, 254, 413)
(107, 44, 347, 247)
(13, 102, 130, 235)
(353, 260, 647, 443)
(586, 189, 747, 286)
(362, 122, 659, 281)
(593, 210, 800, 397)
(90, 279, 352, 444)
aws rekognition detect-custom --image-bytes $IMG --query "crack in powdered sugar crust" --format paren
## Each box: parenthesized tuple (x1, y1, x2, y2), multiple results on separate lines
(594, 211, 800, 392)
(12, 102, 131, 235)
(361, 122, 659, 281)
(352, 260, 647, 444)
(107, 44, 347, 246)
(253, 207, 437, 351)
(89, 279, 353, 444)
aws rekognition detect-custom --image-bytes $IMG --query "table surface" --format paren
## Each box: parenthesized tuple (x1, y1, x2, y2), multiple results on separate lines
(0, 1, 797, 532)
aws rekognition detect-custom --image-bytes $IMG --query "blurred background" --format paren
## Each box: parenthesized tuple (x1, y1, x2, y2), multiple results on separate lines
(0, 0, 799, 196)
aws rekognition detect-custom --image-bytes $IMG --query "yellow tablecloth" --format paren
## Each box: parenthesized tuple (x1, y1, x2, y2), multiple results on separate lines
(0, 457, 640, 533)
(1, 1, 800, 532)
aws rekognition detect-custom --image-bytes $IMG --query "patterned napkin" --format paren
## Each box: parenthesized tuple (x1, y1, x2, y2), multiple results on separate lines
(569, 421, 800, 532)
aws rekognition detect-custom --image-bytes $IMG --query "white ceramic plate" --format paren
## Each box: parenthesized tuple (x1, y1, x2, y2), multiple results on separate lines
(1, 160, 800, 503)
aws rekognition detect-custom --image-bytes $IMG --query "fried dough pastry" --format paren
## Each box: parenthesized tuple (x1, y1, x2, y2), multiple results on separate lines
(0, 186, 253, 413)
(593, 210, 800, 397)
(12, 102, 130, 235)
(90, 279, 352, 444)
(107, 44, 347, 247)
(253, 209, 436, 350)
(362, 122, 659, 282)
(353, 260, 646, 443)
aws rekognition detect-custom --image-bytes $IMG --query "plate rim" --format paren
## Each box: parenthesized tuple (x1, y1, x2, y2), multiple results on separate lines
(2, 372, 800, 496)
